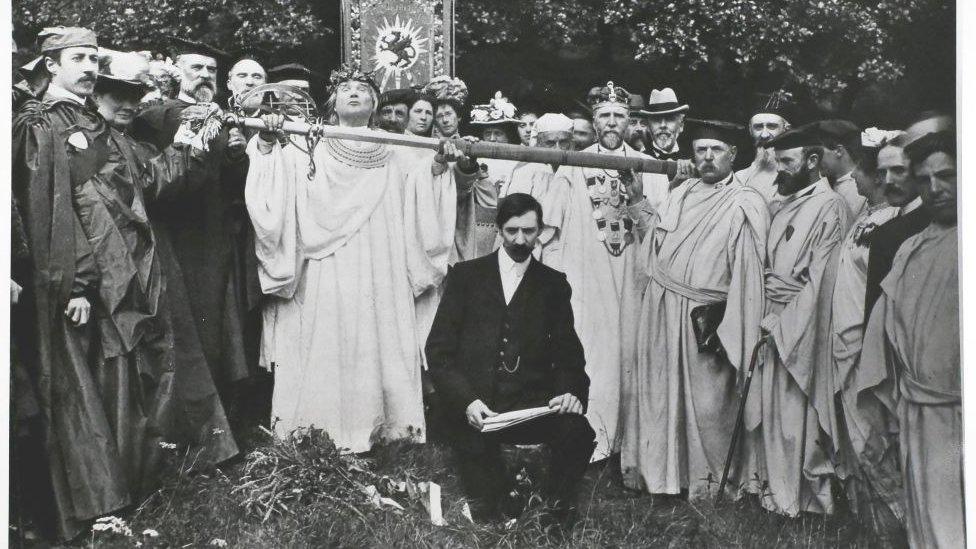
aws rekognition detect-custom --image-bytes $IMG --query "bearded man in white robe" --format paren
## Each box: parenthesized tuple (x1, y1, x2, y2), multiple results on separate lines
(744, 124, 851, 516)
(245, 67, 475, 452)
(542, 81, 668, 460)
(620, 120, 768, 498)
(859, 131, 962, 548)
(736, 91, 792, 211)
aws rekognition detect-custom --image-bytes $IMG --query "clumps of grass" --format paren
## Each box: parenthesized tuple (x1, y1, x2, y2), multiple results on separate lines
(233, 427, 370, 522)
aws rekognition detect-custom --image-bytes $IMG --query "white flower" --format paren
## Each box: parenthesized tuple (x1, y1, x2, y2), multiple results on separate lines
(211, 428, 225, 435)
(861, 127, 903, 148)
(142, 528, 160, 538)
(159, 442, 178, 450)
(210, 538, 228, 547)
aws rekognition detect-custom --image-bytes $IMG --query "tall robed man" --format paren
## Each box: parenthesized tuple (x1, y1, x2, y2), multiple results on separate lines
(859, 131, 962, 548)
(746, 124, 851, 516)
(131, 44, 256, 409)
(736, 91, 792, 210)
(543, 81, 669, 459)
(620, 120, 768, 498)
(245, 66, 475, 452)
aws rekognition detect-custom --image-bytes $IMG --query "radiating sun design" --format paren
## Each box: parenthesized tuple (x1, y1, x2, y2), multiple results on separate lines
(371, 15, 428, 89)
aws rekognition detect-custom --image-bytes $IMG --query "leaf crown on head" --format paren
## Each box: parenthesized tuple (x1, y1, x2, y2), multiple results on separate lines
(327, 63, 380, 95)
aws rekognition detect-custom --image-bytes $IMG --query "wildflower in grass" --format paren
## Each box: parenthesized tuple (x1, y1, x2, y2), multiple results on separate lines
(142, 528, 160, 537)
(91, 516, 133, 536)
(210, 538, 228, 547)
(212, 428, 225, 435)
(159, 441, 178, 450)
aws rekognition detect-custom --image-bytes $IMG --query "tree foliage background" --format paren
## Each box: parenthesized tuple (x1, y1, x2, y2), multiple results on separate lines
(13, 0, 954, 126)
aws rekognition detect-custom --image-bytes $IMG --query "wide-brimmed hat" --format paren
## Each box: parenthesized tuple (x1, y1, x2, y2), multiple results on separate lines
(470, 91, 519, 125)
(97, 51, 154, 92)
(641, 87, 689, 116)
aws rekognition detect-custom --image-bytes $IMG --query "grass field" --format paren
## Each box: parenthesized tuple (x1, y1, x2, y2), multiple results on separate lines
(29, 427, 905, 548)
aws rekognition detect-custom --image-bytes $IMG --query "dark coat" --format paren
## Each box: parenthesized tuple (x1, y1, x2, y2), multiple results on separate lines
(425, 251, 589, 421)
(864, 206, 932, 322)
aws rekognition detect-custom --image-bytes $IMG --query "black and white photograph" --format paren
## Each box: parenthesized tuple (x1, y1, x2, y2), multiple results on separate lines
(3, 0, 966, 547)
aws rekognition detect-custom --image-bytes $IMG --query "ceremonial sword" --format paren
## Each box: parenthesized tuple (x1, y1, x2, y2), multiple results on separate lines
(215, 84, 679, 178)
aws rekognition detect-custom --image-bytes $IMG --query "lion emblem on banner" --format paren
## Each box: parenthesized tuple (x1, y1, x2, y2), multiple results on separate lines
(372, 15, 428, 88)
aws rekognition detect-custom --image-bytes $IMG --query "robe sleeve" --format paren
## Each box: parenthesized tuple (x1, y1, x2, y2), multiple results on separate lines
(244, 135, 301, 298)
(717, 199, 769, 371)
(625, 198, 657, 242)
(135, 142, 209, 203)
(764, 202, 850, 438)
(537, 168, 575, 270)
(401, 153, 458, 296)
(850, 295, 900, 463)
(70, 213, 99, 300)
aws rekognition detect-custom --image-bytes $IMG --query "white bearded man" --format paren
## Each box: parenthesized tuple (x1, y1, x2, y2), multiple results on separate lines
(244, 66, 476, 451)
(736, 91, 793, 210)
(619, 120, 768, 498)
(858, 131, 961, 548)
(542, 82, 669, 460)
(744, 123, 852, 516)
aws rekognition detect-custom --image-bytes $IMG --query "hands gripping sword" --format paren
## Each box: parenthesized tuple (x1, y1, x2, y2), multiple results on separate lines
(217, 83, 680, 178)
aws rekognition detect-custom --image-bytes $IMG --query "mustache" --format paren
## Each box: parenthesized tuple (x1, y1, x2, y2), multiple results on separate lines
(194, 80, 215, 90)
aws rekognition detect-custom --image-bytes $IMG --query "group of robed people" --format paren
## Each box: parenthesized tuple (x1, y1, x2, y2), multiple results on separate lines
(10, 25, 961, 547)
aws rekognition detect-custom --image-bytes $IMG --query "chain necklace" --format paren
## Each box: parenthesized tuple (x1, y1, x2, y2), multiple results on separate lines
(324, 137, 390, 169)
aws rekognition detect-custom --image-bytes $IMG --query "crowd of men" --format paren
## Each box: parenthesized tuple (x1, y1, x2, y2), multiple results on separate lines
(9, 25, 960, 547)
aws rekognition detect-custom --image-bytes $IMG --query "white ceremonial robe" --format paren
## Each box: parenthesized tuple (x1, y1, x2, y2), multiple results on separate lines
(735, 156, 781, 212)
(833, 171, 867, 219)
(543, 142, 665, 460)
(745, 178, 851, 516)
(619, 175, 769, 497)
(246, 135, 444, 453)
(860, 224, 962, 549)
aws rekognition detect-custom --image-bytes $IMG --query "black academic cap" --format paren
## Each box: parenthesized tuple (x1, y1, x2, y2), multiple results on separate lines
(767, 123, 822, 150)
(904, 130, 955, 165)
(750, 90, 794, 121)
(164, 35, 230, 63)
(687, 118, 745, 146)
(378, 87, 416, 109)
(810, 119, 860, 145)
(268, 63, 318, 83)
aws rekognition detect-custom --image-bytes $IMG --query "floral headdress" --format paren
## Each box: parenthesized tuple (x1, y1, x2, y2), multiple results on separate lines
(423, 75, 469, 106)
(469, 91, 519, 125)
(327, 63, 380, 96)
(861, 127, 904, 148)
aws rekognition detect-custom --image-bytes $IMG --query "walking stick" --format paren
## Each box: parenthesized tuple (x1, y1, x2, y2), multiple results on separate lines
(716, 335, 770, 502)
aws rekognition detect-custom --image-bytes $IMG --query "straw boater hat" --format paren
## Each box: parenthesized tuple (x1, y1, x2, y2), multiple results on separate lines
(469, 91, 519, 125)
(641, 87, 689, 116)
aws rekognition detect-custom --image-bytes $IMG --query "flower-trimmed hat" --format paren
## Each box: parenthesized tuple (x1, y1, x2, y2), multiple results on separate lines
(96, 50, 155, 93)
(424, 75, 469, 110)
(470, 91, 519, 125)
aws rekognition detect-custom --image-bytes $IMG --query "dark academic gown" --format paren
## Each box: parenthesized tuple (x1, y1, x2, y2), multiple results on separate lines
(863, 206, 932, 322)
(131, 99, 259, 394)
(13, 96, 129, 539)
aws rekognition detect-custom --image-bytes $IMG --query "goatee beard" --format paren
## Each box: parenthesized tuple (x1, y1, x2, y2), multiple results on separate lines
(600, 132, 622, 150)
(756, 147, 777, 170)
(192, 84, 215, 103)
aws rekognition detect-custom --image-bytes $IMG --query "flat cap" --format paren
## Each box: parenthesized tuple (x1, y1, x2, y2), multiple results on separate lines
(37, 26, 97, 53)
(767, 123, 822, 150)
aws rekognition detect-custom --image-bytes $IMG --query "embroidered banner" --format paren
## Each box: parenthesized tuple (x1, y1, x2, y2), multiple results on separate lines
(341, 0, 455, 92)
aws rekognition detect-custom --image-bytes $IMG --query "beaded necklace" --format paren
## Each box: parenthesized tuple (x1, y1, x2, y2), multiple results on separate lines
(324, 137, 390, 169)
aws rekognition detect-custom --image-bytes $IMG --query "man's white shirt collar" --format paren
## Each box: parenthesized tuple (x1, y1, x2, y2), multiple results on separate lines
(901, 196, 923, 216)
(45, 83, 86, 105)
(498, 250, 530, 304)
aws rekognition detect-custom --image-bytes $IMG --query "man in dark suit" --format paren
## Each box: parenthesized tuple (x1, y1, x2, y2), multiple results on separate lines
(863, 134, 932, 321)
(426, 193, 595, 525)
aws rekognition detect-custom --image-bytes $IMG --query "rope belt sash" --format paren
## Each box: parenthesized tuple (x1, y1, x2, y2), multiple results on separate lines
(648, 261, 728, 304)
(764, 270, 804, 304)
